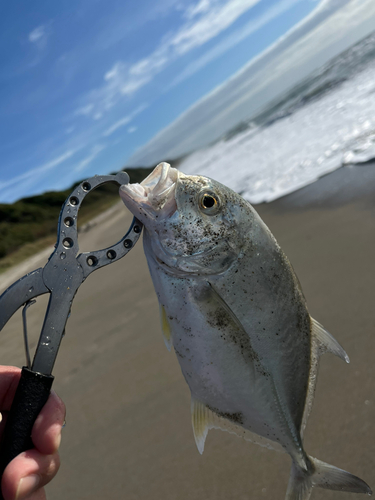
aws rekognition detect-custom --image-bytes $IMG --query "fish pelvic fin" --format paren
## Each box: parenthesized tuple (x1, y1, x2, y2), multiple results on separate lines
(286, 456, 372, 500)
(159, 304, 172, 351)
(311, 317, 349, 363)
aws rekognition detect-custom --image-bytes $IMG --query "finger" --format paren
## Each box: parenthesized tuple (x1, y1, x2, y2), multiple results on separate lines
(0, 411, 9, 441)
(1, 449, 60, 500)
(0, 367, 21, 411)
(23, 489, 46, 500)
(0, 367, 22, 440)
(0, 369, 65, 452)
(31, 391, 65, 455)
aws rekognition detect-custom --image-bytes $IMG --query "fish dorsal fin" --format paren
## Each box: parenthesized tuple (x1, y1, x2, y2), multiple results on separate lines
(311, 318, 349, 363)
(159, 304, 172, 351)
(191, 396, 284, 455)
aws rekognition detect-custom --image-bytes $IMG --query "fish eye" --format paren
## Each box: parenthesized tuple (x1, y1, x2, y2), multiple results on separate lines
(198, 191, 221, 215)
(202, 194, 215, 208)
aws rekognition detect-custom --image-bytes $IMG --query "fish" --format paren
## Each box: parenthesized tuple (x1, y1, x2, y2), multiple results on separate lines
(119, 162, 371, 500)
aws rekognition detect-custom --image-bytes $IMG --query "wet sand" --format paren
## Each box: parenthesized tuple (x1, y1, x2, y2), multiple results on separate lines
(1, 164, 374, 499)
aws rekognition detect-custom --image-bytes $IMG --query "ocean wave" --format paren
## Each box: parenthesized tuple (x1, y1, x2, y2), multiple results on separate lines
(179, 33, 375, 203)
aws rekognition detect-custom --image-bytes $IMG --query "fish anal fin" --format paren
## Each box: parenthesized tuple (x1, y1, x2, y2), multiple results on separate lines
(159, 304, 172, 351)
(191, 397, 209, 454)
(311, 318, 349, 363)
(191, 397, 284, 455)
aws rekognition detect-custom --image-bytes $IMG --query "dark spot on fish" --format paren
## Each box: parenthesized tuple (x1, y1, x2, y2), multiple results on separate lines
(174, 349, 185, 359)
(207, 405, 244, 425)
(207, 308, 231, 330)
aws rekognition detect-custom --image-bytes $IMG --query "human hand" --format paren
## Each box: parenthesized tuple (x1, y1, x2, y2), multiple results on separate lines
(0, 366, 65, 500)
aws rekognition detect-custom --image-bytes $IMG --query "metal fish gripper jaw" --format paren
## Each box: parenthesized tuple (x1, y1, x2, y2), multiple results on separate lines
(0, 172, 142, 492)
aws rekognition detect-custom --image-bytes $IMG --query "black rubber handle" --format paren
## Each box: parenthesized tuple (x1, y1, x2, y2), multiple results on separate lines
(0, 367, 54, 499)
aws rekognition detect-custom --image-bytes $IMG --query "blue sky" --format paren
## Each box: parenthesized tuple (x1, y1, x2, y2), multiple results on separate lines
(1, 0, 375, 203)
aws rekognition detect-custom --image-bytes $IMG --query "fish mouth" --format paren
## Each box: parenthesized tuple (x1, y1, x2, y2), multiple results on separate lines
(120, 162, 179, 219)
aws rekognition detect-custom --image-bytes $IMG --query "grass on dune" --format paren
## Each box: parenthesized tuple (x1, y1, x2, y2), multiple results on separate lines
(0, 167, 153, 275)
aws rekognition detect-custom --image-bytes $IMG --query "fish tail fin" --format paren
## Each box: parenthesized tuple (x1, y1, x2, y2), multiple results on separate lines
(285, 457, 372, 500)
(285, 460, 313, 500)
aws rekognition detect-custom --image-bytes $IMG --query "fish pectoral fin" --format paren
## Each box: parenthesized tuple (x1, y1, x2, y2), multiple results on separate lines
(311, 318, 349, 363)
(159, 304, 172, 351)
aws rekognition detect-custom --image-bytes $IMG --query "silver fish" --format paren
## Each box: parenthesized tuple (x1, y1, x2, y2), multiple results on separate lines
(120, 162, 371, 500)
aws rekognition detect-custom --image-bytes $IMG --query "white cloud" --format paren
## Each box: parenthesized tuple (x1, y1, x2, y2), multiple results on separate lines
(171, 0, 302, 87)
(102, 103, 147, 137)
(184, 0, 212, 20)
(0, 150, 76, 196)
(75, 103, 94, 117)
(93, 0, 183, 51)
(127, 126, 137, 133)
(28, 23, 52, 51)
(38, 150, 76, 170)
(127, 0, 375, 166)
(75, 145, 106, 172)
(74, 0, 261, 118)
(29, 25, 46, 43)
(171, 0, 260, 56)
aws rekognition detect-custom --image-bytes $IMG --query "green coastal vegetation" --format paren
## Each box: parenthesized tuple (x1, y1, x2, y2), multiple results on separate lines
(0, 167, 153, 274)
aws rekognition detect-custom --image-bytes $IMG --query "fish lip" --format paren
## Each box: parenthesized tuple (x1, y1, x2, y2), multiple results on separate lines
(119, 162, 178, 218)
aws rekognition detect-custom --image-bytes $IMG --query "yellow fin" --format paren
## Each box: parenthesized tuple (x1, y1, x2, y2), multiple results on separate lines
(159, 304, 172, 351)
(191, 397, 283, 455)
(191, 397, 209, 454)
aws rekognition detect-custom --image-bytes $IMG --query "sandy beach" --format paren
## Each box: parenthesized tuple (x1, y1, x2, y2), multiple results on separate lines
(0, 163, 374, 499)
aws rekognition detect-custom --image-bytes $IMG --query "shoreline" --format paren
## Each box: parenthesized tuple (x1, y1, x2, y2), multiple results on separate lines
(255, 161, 375, 212)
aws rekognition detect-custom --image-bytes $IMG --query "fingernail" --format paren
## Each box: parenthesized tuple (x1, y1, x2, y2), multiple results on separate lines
(55, 429, 62, 450)
(15, 474, 40, 500)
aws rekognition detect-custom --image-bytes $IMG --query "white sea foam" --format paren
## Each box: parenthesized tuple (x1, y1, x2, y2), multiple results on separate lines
(179, 46, 375, 204)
